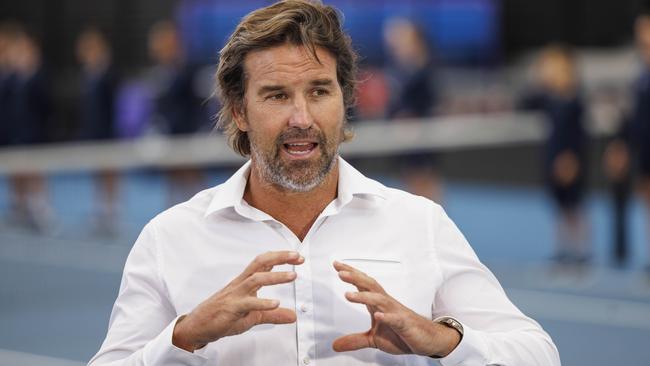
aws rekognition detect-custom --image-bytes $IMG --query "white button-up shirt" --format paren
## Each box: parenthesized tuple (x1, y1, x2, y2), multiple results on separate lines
(89, 158, 560, 366)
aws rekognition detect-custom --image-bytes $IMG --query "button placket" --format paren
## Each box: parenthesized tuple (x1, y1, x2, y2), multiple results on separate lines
(272, 216, 331, 366)
(294, 237, 316, 366)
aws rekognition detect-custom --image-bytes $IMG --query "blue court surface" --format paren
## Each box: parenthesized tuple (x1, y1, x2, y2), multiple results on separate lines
(1, 170, 649, 366)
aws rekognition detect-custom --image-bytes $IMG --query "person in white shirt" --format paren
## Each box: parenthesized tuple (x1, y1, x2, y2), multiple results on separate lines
(89, 1, 561, 365)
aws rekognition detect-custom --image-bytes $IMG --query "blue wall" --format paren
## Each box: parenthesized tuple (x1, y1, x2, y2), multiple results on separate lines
(177, 0, 500, 65)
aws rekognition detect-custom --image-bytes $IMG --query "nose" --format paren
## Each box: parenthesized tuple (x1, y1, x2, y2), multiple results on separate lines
(288, 95, 313, 129)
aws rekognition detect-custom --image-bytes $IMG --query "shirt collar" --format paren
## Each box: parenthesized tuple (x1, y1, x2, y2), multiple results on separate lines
(336, 157, 386, 205)
(204, 156, 386, 218)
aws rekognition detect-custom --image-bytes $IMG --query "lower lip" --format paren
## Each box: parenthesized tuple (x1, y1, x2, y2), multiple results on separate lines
(281, 144, 319, 160)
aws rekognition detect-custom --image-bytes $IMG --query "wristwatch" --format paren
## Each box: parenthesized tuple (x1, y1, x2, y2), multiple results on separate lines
(429, 316, 464, 359)
(434, 316, 464, 337)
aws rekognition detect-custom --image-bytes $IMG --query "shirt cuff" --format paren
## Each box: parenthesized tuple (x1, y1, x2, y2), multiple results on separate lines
(438, 322, 490, 366)
(142, 315, 210, 366)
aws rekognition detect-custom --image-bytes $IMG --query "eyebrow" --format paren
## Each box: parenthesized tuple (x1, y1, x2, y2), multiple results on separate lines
(256, 78, 335, 96)
(257, 85, 285, 96)
(310, 78, 334, 87)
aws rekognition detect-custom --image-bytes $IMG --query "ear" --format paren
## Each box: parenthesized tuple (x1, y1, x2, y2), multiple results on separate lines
(232, 104, 249, 132)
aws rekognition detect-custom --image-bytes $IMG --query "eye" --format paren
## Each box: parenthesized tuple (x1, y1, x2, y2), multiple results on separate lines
(267, 93, 288, 101)
(311, 88, 329, 97)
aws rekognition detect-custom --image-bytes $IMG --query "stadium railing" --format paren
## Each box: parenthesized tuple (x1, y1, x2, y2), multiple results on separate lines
(0, 112, 613, 175)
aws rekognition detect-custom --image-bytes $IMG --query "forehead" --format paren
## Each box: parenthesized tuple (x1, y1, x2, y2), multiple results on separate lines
(243, 43, 337, 87)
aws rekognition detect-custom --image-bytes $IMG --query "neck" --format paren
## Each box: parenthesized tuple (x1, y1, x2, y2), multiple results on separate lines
(244, 159, 339, 241)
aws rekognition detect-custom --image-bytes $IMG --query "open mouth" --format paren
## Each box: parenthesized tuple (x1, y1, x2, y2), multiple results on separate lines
(282, 142, 318, 156)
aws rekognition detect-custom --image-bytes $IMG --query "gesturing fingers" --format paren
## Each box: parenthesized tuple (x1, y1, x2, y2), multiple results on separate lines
(332, 260, 357, 274)
(234, 251, 304, 285)
(335, 264, 386, 294)
(238, 297, 281, 312)
(239, 271, 297, 294)
(344, 291, 392, 311)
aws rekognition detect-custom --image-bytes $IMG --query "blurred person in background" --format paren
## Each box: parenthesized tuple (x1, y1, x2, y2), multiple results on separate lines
(0, 22, 19, 147)
(382, 18, 441, 202)
(147, 20, 204, 206)
(75, 27, 120, 236)
(520, 45, 590, 265)
(633, 11, 650, 275)
(4, 27, 53, 232)
(603, 114, 633, 268)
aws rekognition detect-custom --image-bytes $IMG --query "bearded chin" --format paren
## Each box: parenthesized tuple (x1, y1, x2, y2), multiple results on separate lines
(251, 140, 338, 193)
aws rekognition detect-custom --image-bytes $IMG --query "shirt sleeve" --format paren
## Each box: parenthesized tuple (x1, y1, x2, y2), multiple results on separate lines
(88, 223, 209, 366)
(430, 205, 561, 366)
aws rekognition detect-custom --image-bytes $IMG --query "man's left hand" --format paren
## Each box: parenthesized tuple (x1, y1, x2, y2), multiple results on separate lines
(332, 261, 461, 358)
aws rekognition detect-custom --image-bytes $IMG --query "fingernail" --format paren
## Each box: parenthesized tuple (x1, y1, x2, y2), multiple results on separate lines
(338, 271, 349, 278)
(289, 252, 299, 259)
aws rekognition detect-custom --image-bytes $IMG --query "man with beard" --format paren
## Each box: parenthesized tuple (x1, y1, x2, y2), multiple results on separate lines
(90, 1, 559, 365)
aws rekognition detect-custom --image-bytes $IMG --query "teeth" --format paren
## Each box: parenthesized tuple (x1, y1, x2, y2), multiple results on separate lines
(284, 142, 315, 156)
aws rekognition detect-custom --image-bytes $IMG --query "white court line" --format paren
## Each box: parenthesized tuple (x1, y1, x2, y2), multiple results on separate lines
(0, 349, 85, 366)
(507, 288, 650, 330)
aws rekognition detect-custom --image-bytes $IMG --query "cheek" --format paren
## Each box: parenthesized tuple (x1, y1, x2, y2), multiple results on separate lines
(244, 102, 286, 137)
(318, 99, 345, 134)
(312, 93, 345, 118)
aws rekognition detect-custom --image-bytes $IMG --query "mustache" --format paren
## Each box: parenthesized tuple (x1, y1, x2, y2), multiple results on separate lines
(277, 128, 326, 144)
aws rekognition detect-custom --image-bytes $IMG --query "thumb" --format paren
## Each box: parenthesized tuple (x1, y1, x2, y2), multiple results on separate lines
(258, 308, 296, 325)
(332, 332, 372, 352)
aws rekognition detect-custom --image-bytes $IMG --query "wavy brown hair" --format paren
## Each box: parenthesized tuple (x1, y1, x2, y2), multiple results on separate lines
(215, 0, 357, 156)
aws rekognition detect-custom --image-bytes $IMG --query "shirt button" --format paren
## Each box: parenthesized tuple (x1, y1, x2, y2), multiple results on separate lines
(302, 356, 310, 365)
(300, 304, 308, 313)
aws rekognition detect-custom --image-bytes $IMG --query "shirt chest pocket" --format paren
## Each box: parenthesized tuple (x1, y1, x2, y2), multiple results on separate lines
(336, 257, 405, 297)
(328, 253, 436, 319)
(328, 255, 407, 329)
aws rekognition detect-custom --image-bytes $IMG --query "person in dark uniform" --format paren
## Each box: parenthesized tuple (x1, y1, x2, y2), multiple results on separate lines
(520, 45, 590, 265)
(77, 28, 116, 141)
(5, 29, 53, 231)
(7, 31, 50, 146)
(384, 21, 437, 119)
(382, 18, 441, 201)
(603, 112, 633, 267)
(75, 28, 120, 236)
(633, 12, 650, 275)
(147, 20, 204, 205)
(0, 23, 19, 147)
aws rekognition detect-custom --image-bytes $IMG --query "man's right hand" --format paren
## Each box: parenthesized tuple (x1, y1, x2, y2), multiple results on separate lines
(172, 250, 304, 352)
